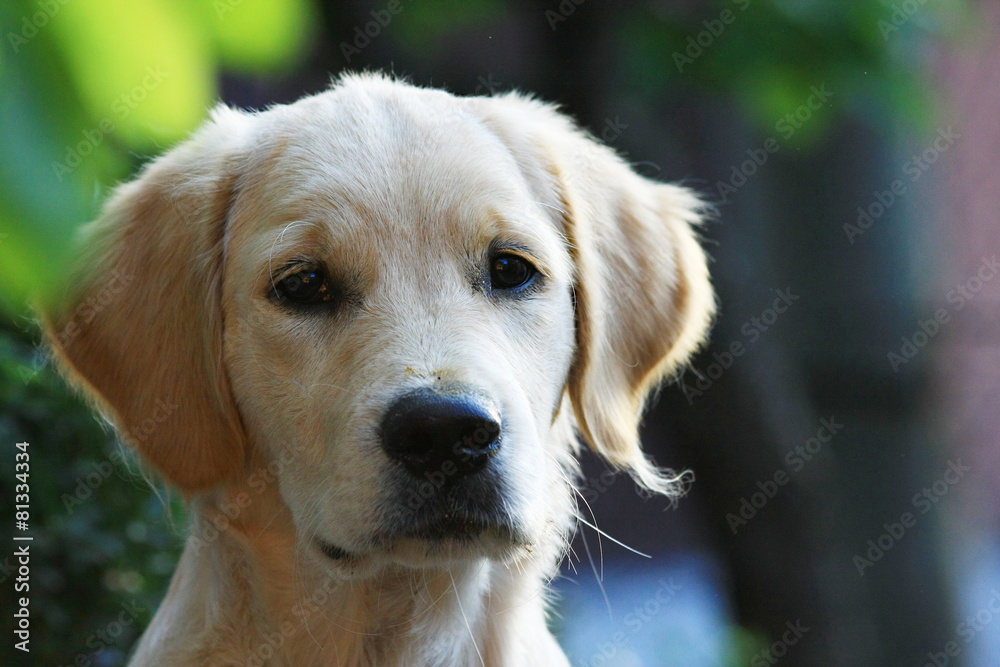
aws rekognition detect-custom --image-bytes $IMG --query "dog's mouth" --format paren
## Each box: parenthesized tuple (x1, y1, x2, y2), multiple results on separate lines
(316, 538, 354, 561)
(395, 509, 518, 545)
(315, 468, 527, 565)
(315, 511, 523, 564)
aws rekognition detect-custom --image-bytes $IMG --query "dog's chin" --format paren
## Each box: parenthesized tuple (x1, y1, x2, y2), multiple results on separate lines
(315, 520, 533, 573)
(386, 519, 534, 568)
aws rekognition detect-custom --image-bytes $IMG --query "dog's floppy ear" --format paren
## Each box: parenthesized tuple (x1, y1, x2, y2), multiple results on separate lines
(41, 107, 252, 492)
(472, 95, 715, 495)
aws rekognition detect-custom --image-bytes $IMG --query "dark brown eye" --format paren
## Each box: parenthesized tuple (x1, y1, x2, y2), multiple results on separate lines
(489, 254, 536, 291)
(275, 267, 334, 305)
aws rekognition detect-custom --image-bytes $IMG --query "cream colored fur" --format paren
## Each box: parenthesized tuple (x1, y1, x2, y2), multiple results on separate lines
(42, 74, 715, 666)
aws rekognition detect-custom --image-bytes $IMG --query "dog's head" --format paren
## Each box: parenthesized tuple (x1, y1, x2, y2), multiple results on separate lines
(43, 75, 713, 572)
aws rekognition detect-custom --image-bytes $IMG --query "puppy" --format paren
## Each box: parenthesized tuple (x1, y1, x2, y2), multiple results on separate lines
(43, 74, 714, 666)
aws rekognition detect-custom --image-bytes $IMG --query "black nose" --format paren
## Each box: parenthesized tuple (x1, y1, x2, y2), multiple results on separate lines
(380, 387, 501, 478)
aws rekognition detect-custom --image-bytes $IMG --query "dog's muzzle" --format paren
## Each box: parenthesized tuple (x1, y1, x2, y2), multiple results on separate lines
(316, 386, 511, 562)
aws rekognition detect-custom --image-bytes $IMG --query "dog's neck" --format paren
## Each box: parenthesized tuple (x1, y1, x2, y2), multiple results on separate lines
(129, 475, 569, 666)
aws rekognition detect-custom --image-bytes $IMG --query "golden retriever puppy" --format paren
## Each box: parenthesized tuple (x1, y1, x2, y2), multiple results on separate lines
(42, 74, 714, 666)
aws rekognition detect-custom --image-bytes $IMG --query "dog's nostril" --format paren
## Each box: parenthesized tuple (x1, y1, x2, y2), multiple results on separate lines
(380, 387, 501, 478)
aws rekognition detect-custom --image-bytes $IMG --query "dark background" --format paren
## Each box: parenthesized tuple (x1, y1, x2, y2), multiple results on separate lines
(2, 1, 997, 665)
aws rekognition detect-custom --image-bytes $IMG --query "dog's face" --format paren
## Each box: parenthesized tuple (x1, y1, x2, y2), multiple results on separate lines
(43, 75, 714, 573)
(223, 90, 577, 567)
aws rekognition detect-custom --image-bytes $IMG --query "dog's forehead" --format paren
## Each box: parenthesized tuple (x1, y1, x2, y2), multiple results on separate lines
(229, 81, 565, 273)
(251, 84, 530, 226)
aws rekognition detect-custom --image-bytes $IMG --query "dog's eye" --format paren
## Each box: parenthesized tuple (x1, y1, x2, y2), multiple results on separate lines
(489, 254, 536, 291)
(274, 267, 335, 305)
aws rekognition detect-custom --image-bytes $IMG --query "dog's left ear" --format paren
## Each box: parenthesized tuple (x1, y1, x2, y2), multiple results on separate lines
(471, 95, 715, 495)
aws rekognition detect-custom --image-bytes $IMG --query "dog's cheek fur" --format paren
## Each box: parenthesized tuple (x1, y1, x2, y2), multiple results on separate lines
(488, 279, 578, 543)
(222, 290, 386, 554)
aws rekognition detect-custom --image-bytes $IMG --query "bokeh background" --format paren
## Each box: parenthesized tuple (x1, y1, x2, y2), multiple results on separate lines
(1, 1, 997, 665)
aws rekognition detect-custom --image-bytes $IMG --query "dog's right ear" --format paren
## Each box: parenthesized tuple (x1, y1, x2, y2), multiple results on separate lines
(470, 93, 715, 497)
(40, 106, 252, 492)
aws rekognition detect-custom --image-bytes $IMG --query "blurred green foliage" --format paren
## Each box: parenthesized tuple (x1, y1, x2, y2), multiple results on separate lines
(618, 1, 938, 144)
(0, 0, 972, 664)
(1, 319, 187, 665)
(0, 0, 969, 313)
(0, 0, 315, 314)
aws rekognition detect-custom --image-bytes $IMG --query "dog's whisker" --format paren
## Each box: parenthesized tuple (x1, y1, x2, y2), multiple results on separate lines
(266, 219, 318, 299)
(579, 528, 614, 622)
(292, 488, 339, 649)
(287, 379, 312, 398)
(549, 458, 598, 561)
(575, 515, 651, 559)
(529, 199, 567, 216)
(449, 567, 486, 667)
(304, 381, 347, 394)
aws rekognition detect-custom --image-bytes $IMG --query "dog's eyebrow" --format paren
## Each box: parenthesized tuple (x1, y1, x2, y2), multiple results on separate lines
(490, 238, 534, 254)
(264, 220, 326, 263)
(483, 210, 565, 276)
(260, 220, 332, 290)
(487, 237, 545, 270)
